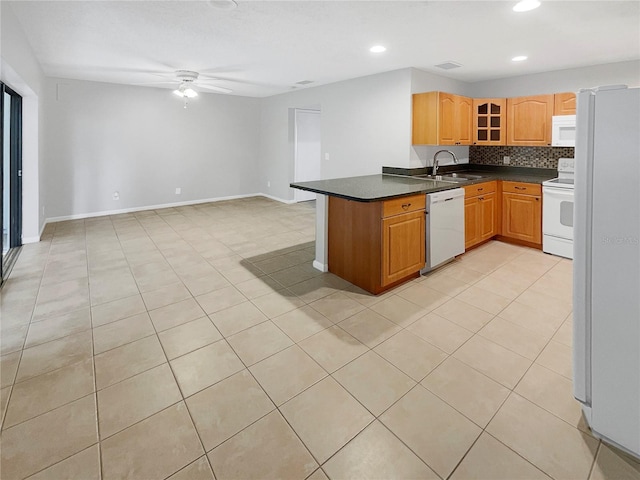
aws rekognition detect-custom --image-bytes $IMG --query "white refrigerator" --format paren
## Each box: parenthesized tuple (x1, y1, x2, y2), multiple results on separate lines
(573, 85, 640, 459)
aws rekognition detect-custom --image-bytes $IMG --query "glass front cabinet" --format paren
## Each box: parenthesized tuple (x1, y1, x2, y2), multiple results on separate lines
(473, 98, 506, 145)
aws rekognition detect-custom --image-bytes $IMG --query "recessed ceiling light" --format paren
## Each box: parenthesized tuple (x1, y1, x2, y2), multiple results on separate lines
(513, 0, 541, 12)
(512, 55, 528, 62)
(208, 0, 238, 10)
(370, 45, 387, 53)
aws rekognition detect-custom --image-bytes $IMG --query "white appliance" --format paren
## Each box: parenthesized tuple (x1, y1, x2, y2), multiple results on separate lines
(542, 158, 575, 259)
(573, 85, 640, 459)
(421, 188, 464, 273)
(552, 114, 576, 146)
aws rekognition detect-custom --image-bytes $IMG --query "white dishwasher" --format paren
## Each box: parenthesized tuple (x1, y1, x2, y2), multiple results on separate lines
(421, 188, 465, 274)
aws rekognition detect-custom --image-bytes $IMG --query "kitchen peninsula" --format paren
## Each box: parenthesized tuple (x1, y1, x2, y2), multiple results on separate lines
(291, 166, 555, 295)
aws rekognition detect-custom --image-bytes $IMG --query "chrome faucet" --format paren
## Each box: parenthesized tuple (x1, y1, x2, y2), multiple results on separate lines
(432, 149, 459, 176)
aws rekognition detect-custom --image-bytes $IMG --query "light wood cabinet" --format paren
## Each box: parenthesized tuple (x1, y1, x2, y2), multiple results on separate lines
(506, 95, 554, 146)
(554, 92, 576, 115)
(382, 210, 425, 286)
(473, 98, 506, 145)
(328, 194, 425, 294)
(501, 182, 542, 246)
(412, 92, 472, 145)
(464, 181, 498, 250)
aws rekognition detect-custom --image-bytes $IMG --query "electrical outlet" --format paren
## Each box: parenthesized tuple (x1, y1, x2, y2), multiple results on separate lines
(175, 187, 181, 195)
(42, 206, 45, 216)
(503, 156, 511, 165)
(113, 192, 119, 200)
(267, 181, 271, 188)
(324, 153, 330, 161)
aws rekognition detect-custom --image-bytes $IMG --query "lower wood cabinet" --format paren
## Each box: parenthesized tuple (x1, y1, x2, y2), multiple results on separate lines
(501, 181, 542, 245)
(382, 210, 425, 286)
(328, 194, 425, 294)
(464, 181, 498, 250)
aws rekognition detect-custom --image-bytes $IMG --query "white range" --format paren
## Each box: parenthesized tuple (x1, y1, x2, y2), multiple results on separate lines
(542, 158, 575, 259)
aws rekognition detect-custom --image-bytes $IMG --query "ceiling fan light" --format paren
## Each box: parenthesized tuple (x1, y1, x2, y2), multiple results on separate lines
(173, 84, 198, 98)
(183, 88, 198, 98)
(513, 0, 541, 12)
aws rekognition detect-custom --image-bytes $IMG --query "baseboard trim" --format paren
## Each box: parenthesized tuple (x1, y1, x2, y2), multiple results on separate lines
(43, 193, 296, 225)
(261, 193, 297, 204)
(312, 260, 328, 272)
(22, 235, 41, 244)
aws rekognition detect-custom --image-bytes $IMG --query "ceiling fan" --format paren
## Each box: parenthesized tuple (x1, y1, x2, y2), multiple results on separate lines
(139, 70, 234, 108)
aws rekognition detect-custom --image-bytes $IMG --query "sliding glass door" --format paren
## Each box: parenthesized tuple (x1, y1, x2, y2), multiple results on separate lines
(1, 82, 23, 284)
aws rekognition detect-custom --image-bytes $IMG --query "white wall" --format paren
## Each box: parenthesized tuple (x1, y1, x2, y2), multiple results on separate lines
(1, 3, 45, 241)
(43, 78, 260, 219)
(259, 68, 413, 201)
(411, 68, 472, 96)
(468, 60, 640, 98)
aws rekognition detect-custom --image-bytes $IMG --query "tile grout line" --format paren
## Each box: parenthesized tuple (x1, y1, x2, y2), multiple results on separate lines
(3, 204, 585, 479)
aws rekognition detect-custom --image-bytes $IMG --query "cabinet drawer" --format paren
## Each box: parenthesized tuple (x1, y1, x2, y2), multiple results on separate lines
(383, 194, 425, 218)
(502, 181, 541, 196)
(464, 181, 497, 198)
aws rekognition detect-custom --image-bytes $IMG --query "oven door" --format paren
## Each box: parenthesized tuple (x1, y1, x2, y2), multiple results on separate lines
(543, 186, 574, 240)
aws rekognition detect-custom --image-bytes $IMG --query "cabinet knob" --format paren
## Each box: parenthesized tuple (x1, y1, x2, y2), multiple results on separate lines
(402, 203, 411, 210)
(477, 188, 484, 191)
(515, 186, 527, 190)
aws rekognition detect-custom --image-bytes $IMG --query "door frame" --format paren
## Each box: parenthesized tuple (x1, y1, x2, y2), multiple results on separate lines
(293, 108, 321, 202)
(1, 82, 23, 284)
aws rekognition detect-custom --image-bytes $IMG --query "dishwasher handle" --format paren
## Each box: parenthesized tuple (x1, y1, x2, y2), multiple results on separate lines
(427, 188, 465, 206)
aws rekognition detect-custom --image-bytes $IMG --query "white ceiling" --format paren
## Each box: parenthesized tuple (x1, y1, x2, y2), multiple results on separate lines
(8, 0, 640, 97)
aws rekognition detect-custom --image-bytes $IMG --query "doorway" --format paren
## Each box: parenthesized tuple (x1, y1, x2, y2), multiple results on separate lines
(293, 108, 321, 202)
(1, 82, 23, 284)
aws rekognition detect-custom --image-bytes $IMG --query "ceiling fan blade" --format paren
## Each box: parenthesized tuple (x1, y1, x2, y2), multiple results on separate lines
(132, 81, 177, 86)
(132, 80, 178, 85)
(197, 84, 233, 94)
(199, 76, 281, 89)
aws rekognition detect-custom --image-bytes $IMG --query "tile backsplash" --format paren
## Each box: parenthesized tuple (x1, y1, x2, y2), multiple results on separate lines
(470, 146, 574, 169)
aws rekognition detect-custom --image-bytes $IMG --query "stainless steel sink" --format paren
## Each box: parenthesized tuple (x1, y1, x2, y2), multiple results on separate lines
(415, 173, 486, 183)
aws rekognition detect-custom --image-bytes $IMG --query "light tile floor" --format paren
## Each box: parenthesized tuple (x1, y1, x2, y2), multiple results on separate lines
(1, 197, 639, 479)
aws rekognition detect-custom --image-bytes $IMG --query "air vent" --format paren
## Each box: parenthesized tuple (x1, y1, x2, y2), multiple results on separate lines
(435, 62, 463, 70)
(296, 80, 314, 85)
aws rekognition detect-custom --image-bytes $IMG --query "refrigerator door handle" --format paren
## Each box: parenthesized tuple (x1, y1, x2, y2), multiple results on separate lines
(573, 89, 595, 406)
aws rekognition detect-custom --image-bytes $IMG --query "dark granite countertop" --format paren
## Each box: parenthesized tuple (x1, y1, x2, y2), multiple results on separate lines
(290, 165, 557, 202)
(290, 174, 457, 202)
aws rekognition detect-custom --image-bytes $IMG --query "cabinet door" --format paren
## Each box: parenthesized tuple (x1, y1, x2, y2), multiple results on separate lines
(382, 211, 425, 286)
(554, 92, 576, 115)
(507, 95, 554, 146)
(464, 197, 480, 250)
(412, 92, 438, 145)
(456, 95, 473, 145)
(502, 192, 542, 244)
(473, 98, 506, 145)
(438, 92, 456, 145)
(479, 192, 498, 241)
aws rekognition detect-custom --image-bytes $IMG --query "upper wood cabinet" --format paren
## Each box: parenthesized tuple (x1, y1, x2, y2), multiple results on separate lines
(412, 92, 472, 145)
(473, 98, 506, 145)
(554, 92, 576, 115)
(506, 95, 554, 146)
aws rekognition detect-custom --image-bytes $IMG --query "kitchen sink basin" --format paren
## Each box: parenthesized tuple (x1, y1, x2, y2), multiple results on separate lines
(415, 173, 487, 183)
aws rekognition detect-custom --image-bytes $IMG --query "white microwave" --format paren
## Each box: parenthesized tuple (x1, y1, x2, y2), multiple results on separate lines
(552, 115, 576, 147)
